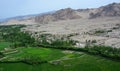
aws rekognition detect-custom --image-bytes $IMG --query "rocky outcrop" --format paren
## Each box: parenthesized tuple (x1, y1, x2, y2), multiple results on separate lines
(90, 3, 120, 18)
(35, 8, 81, 23)
(53, 8, 81, 20)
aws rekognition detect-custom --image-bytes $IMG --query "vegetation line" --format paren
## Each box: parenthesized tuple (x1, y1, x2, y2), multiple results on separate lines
(37, 44, 120, 61)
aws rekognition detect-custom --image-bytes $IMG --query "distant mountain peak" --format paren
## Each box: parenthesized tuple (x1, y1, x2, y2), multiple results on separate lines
(90, 3, 120, 18)
(35, 8, 81, 23)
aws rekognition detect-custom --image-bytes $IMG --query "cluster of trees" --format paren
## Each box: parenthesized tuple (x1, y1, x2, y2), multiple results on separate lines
(50, 39, 76, 47)
(0, 52, 4, 58)
(0, 25, 35, 48)
(35, 33, 77, 47)
(85, 45, 120, 60)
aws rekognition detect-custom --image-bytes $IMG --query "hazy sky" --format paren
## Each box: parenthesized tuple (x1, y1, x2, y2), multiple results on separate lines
(0, 0, 120, 19)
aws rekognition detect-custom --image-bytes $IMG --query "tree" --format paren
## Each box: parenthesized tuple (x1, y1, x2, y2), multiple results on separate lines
(0, 52, 4, 58)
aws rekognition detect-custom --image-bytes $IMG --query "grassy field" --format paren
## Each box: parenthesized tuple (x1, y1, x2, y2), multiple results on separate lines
(1, 47, 66, 61)
(0, 47, 120, 71)
(0, 42, 11, 50)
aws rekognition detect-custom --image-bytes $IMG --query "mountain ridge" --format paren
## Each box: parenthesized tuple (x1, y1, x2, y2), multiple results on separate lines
(1, 2, 120, 25)
(90, 3, 120, 18)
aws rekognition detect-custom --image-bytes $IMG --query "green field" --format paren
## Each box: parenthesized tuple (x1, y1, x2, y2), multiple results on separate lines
(0, 47, 120, 71)
(0, 42, 11, 50)
(1, 47, 66, 61)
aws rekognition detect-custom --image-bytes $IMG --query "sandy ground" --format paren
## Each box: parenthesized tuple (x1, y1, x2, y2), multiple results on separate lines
(22, 17, 120, 48)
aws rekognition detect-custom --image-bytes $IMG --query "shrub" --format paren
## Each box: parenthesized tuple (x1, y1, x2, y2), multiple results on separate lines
(0, 52, 4, 58)
(95, 30, 105, 34)
(22, 56, 47, 65)
(91, 40, 97, 43)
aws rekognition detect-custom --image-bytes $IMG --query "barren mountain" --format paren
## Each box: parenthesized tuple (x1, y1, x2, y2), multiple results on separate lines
(90, 3, 120, 18)
(34, 2, 120, 23)
(35, 8, 81, 23)
(2, 3, 120, 25)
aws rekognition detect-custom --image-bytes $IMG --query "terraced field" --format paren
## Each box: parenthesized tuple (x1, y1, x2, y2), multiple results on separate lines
(0, 47, 120, 71)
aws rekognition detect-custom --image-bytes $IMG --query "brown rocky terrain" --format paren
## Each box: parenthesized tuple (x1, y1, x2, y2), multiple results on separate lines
(90, 3, 120, 18)
(35, 8, 81, 24)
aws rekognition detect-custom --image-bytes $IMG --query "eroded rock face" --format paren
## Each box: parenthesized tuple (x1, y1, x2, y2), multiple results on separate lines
(90, 3, 120, 18)
(35, 8, 81, 24)
(53, 8, 81, 20)
(35, 14, 56, 24)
